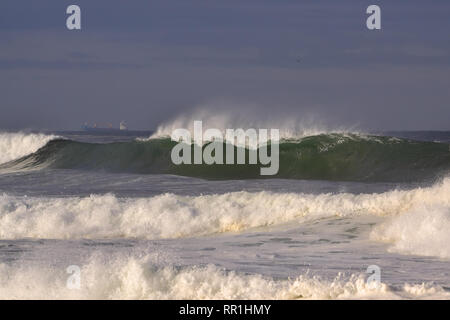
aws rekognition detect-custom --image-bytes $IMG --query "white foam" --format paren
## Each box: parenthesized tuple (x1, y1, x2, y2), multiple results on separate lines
(371, 204, 450, 259)
(0, 132, 58, 165)
(1, 178, 450, 242)
(0, 254, 447, 299)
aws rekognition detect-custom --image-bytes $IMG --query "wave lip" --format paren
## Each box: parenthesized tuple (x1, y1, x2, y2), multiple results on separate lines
(0, 132, 59, 165)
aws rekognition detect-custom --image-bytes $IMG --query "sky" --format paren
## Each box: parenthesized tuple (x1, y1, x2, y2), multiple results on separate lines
(0, 0, 449, 131)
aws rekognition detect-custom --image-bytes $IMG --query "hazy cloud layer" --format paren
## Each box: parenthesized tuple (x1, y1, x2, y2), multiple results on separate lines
(0, 0, 449, 130)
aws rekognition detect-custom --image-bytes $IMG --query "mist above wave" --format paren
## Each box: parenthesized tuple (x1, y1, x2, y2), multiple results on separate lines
(147, 109, 358, 141)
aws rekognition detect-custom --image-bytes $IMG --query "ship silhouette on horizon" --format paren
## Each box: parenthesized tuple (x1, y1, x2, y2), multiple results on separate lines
(82, 121, 128, 133)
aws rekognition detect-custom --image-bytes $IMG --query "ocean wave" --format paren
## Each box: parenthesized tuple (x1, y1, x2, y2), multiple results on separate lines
(371, 204, 450, 259)
(3, 133, 450, 182)
(0, 254, 447, 299)
(1, 177, 450, 241)
(0, 132, 58, 165)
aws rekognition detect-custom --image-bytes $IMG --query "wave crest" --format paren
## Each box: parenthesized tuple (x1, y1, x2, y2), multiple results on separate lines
(0, 132, 58, 165)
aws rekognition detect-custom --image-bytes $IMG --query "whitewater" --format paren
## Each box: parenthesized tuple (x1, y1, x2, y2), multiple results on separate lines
(0, 130, 449, 299)
(0, 132, 58, 165)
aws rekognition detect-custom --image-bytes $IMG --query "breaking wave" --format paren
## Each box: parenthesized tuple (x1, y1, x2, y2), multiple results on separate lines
(2, 133, 450, 182)
(1, 177, 450, 243)
(0, 132, 58, 165)
(371, 204, 450, 259)
(0, 254, 448, 299)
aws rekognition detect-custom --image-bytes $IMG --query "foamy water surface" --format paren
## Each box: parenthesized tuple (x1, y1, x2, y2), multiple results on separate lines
(0, 131, 449, 299)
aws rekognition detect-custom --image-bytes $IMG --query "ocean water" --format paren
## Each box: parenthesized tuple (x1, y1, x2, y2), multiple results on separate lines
(0, 130, 449, 299)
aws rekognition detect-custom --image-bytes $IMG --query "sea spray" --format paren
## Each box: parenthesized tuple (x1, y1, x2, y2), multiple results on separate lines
(0, 132, 58, 165)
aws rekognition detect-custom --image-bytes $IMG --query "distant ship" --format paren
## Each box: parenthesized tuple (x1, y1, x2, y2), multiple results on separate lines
(82, 121, 128, 133)
(119, 121, 128, 131)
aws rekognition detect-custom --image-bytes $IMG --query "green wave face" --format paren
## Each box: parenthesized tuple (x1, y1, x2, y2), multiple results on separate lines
(4, 134, 450, 182)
